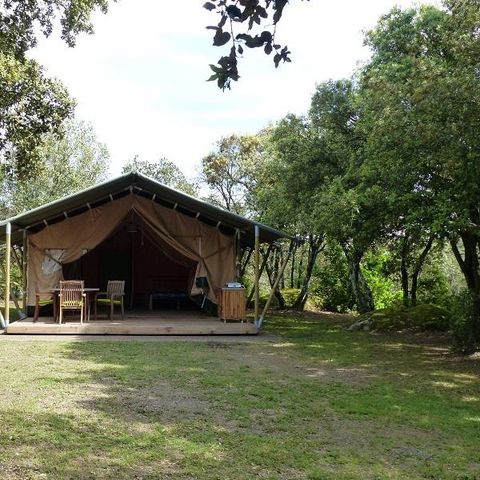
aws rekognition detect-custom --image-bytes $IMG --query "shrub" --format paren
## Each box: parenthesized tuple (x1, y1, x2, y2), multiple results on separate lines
(281, 288, 301, 307)
(258, 290, 279, 308)
(449, 290, 477, 355)
(311, 243, 354, 313)
(257, 288, 323, 311)
(362, 250, 402, 309)
(356, 304, 450, 332)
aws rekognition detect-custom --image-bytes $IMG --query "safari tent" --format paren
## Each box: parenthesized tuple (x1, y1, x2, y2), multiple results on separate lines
(0, 172, 292, 335)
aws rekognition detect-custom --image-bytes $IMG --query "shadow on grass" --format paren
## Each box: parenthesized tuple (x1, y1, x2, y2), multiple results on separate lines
(44, 341, 325, 479)
(4, 312, 479, 479)
(0, 409, 221, 479)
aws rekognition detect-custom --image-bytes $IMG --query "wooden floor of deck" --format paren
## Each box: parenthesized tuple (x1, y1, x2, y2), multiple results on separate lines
(6, 310, 257, 335)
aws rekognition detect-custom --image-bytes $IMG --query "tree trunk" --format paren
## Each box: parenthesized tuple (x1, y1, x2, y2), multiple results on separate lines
(296, 251, 304, 289)
(400, 234, 410, 307)
(450, 233, 480, 343)
(290, 244, 296, 288)
(343, 246, 374, 314)
(292, 235, 325, 310)
(410, 235, 435, 307)
(265, 249, 286, 309)
(278, 248, 285, 290)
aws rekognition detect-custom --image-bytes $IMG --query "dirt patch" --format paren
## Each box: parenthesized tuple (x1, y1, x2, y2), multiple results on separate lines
(71, 375, 215, 426)
(220, 343, 377, 386)
(0, 463, 39, 480)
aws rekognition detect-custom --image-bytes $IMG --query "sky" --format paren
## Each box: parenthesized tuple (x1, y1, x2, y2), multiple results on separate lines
(31, 0, 438, 179)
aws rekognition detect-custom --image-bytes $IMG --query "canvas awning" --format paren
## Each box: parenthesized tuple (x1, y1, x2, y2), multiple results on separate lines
(0, 172, 293, 247)
(25, 194, 239, 306)
(0, 173, 293, 308)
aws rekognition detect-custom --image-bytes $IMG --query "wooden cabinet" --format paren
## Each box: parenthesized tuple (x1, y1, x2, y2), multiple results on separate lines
(218, 288, 246, 322)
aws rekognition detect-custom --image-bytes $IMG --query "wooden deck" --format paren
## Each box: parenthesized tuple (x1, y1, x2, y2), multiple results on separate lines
(6, 310, 257, 335)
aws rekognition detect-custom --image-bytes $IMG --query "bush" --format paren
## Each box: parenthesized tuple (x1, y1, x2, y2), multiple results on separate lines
(354, 304, 451, 332)
(416, 259, 452, 307)
(258, 290, 279, 308)
(257, 288, 323, 311)
(362, 250, 402, 309)
(281, 288, 301, 307)
(449, 290, 477, 354)
(311, 243, 354, 313)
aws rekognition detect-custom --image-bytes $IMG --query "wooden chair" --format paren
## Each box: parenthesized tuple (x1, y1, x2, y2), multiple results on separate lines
(94, 280, 125, 320)
(33, 292, 56, 322)
(58, 280, 85, 324)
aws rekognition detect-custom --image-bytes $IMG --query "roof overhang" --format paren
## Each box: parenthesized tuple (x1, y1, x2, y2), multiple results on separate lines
(0, 172, 293, 247)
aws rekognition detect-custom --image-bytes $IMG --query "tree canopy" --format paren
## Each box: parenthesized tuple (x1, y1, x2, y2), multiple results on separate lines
(0, 0, 112, 177)
(122, 157, 198, 196)
(1, 119, 110, 216)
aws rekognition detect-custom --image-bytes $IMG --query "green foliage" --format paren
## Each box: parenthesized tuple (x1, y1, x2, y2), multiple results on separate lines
(360, 2, 480, 340)
(280, 288, 301, 307)
(311, 243, 354, 313)
(1, 120, 110, 215)
(362, 250, 402, 309)
(0, 52, 75, 177)
(416, 260, 452, 307)
(0, 0, 111, 56)
(257, 288, 323, 310)
(449, 290, 477, 355)
(122, 156, 197, 196)
(201, 134, 265, 215)
(360, 304, 451, 332)
(258, 290, 278, 308)
(0, 0, 112, 177)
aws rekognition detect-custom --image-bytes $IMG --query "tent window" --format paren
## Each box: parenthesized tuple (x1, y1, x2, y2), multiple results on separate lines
(42, 249, 66, 275)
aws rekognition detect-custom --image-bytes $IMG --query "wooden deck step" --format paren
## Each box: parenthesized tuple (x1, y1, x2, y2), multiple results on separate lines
(6, 316, 258, 335)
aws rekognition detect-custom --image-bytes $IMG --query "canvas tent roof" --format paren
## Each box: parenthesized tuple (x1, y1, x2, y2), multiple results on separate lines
(0, 172, 292, 246)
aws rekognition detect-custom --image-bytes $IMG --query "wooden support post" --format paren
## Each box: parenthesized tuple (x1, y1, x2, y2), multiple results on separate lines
(254, 225, 260, 324)
(5, 222, 11, 326)
(22, 230, 27, 314)
(257, 240, 295, 329)
(247, 243, 273, 306)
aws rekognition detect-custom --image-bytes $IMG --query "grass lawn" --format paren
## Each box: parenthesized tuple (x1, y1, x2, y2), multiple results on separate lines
(0, 312, 479, 479)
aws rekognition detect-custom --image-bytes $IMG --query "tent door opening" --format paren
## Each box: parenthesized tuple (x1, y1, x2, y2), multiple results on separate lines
(71, 212, 199, 312)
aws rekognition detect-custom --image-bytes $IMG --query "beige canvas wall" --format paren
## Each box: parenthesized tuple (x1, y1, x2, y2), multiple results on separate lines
(27, 194, 236, 306)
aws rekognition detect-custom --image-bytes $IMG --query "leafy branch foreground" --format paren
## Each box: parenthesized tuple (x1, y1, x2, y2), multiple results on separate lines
(0, 313, 478, 479)
(204, 0, 300, 89)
